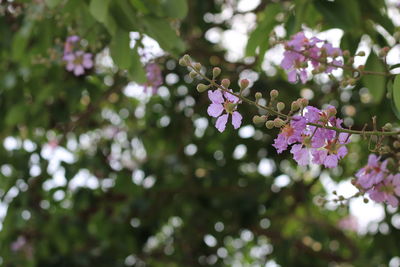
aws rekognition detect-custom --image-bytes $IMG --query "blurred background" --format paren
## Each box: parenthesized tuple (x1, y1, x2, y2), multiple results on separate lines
(1, 0, 400, 266)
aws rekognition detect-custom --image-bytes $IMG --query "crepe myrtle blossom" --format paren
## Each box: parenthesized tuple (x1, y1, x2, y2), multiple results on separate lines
(273, 105, 349, 168)
(63, 50, 93, 76)
(280, 32, 343, 84)
(355, 154, 389, 189)
(143, 63, 163, 94)
(207, 89, 242, 132)
(367, 174, 400, 207)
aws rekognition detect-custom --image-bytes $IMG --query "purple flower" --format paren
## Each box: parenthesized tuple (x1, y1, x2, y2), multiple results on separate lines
(356, 154, 388, 189)
(280, 32, 343, 84)
(273, 115, 306, 153)
(207, 89, 242, 132)
(63, 51, 93, 76)
(143, 63, 163, 94)
(64, 35, 80, 54)
(367, 174, 400, 207)
(311, 142, 348, 168)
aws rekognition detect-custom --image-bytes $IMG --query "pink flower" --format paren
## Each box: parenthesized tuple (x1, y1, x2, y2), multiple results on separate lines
(143, 63, 163, 94)
(356, 154, 388, 189)
(280, 32, 343, 84)
(207, 89, 242, 132)
(273, 115, 306, 153)
(63, 50, 93, 76)
(367, 174, 400, 207)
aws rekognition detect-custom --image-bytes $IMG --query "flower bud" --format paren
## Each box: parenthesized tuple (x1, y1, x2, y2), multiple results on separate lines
(212, 67, 221, 78)
(221, 78, 230, 88)
(343, 50, 350, 57)
(252, 115, 266, 124)
(255, 92, 262, 100)
(265, 120, 275, 129)
(270, 89, 279, 98)
(379, 46, 390, 57)
(183, 54, 191, 64)
(291, 101, 300, 111)
(196, 83, 209, 93)
(189, 71, 198, 79)
(326, 106, 337, 117)
(363, 198, 369, 203)
(394, 141, 400, 149)
(239, 79, 249, 89)
(356, 51, 365, 57)
(273, 118, 284, 128)
(383, 123, 393, 130)
(179, 57, 188, 66)
(277, 102, 285, 112)
(300, 98, 309, 108)
(193, 62, 202, 71)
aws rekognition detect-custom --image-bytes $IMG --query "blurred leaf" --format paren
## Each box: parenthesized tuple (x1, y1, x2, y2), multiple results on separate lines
(245, 3, 281, 64)
(110, 29, 131, 69)
(44, 0, 62, 8)
(362, 53, 386, 104)
(89, 0, 111, 23)
(161, 0, 188, 19)
(129, 47, 147, 83)
(393, 75, 400, 118)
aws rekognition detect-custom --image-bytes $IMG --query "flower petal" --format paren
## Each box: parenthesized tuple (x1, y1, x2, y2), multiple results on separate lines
(208, 90, 224, 104)
(231, 111, 242, 129)
(215, 114, 228, 132)
(207, 103, 224, 118)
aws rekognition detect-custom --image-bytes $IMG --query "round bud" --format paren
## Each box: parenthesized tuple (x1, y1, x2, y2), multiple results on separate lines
(277, 102, 285, 112)
(265, 120, 275, 129)
(363, 198, 369, 204)
(179, 58, 187, 66)
(270, 89, 279, 98)
(383, 123, 393, 130)
(356, 51, 366, 57)
(193, 62, 202, 71)
(252, 115, 266, 124)
(212, 67, 221, 78)
(394, 141, 400, 149)
(291, 101, 300, 111)
(196, 83, 209, 93)
(326, 106, 337, 117)
(379, 47, 390, 57)
(183, 54, 191, 64)
(300, 98, 309, 108)
(221, 78, 230, 88)
(273, 118, 284, 128)
(240, 79, 249, 89)
(189, 71, 198, 79)
(255, 92, 262, 100)
(343, 50, 350, 57)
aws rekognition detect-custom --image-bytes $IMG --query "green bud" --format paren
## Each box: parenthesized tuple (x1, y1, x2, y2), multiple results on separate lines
(291, 101, 300, 111)
(363, 198, 369, 204)
(379, 47, 390, 57)
(253, 115, 266, 124)
(196, 83, 209, 93)
(194, 62, 202, 71)
(394, 141, 400, 149)
(221, 78, 230, 88)
(356, 51, 366, 57)
(277, 102, 285, 112)
(212, 67, 221, 78)
(240, 79, 249, 89)
(189, 71, 198, 79)
(255, 92, 262, 100)
(179, 57, 188, 66)
(300, 98, 309, 108)
(273, 118, 284, 128)
(183, 54, 191, 64)
(265, 120, 275, 129)
(270, 89, 279, 98)
(383, 123, 393, 130)
(343, 50, 350, 57)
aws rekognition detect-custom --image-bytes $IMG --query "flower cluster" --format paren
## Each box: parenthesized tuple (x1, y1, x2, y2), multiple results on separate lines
(143, 63, 163, 94)
(207, 88, 242, 132)
(280, 32, 343, 83)
(355, 154, 400, 207)
(273, 105, 349, 168)
(63, 35, 93, 76)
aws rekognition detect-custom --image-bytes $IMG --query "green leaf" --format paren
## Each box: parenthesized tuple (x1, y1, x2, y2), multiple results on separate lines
(89, 0, 111, 23)
(142, 16, 185, 55)
(245, 3, 281, 61)
(362, 53, 386, 104)
(130, 0, 150, 14)
(110, 29, 131, 69)
(128, 47, 147, 83)
(162, 0, 188, 19)
(44, 0, 62, 8)
(392, 75, 400, 118)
